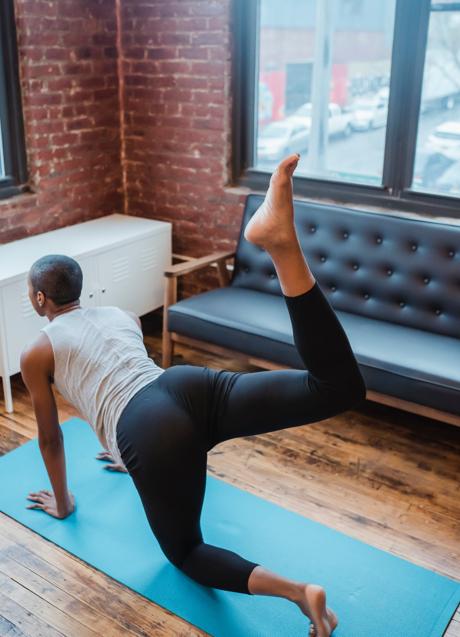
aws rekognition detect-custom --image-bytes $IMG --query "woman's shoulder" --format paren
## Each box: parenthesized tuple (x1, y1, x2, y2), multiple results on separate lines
(90, 306, 141, 331)
(91, 305, 126, 316)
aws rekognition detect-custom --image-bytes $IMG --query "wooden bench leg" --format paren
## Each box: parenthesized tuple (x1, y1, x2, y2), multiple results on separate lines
(162, 275, 177, 368)
(162, 327, 173, 368)
(162, 338, 173, 368)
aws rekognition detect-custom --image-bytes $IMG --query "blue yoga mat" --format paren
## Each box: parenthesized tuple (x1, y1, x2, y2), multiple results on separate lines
(0, 418, 458, 637)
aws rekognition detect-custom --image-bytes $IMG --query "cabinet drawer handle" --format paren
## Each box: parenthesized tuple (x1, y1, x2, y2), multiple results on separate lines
(101, 288, 106, 294)
(89, 293, 94, 298)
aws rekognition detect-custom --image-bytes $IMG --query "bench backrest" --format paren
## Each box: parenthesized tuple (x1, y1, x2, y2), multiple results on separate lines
(230, 194, 460, 339)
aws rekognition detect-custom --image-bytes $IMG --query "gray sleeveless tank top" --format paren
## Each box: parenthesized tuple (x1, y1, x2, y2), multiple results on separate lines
(40, 306, 165, 469)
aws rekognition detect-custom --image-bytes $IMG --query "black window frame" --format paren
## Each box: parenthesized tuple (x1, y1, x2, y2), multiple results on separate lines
(232, 0, 460, 219)
(0, 0, 27, 200)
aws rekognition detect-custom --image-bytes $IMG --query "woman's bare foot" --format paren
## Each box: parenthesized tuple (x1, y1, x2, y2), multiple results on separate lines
(294, 583, 338, 637)
(309, 607, 339, 636)
(243, 153, 300, 251)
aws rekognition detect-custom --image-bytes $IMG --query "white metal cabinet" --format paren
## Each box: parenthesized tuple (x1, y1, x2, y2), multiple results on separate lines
(0, 213, 172, 412)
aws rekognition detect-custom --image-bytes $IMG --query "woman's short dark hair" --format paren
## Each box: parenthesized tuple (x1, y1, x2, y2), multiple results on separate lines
(29, 254, 83, 306)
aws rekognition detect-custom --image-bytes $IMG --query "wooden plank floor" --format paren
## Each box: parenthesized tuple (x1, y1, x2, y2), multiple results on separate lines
(1, 310, 459, 636)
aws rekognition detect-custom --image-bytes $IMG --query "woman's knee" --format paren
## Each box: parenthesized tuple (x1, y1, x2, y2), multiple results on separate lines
(351, 369, 367, 404)
(310, 366, 366, 410)
(163, 546, 188, 569)
(161, 537, 202, 572)
(334, 371, 367, 409)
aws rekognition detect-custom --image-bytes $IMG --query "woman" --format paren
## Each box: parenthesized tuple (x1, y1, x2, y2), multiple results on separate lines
(22, 154, 366, 637)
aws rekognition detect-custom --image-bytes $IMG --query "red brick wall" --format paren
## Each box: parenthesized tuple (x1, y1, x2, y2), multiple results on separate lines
(2, 0, 245, 297)
(0, 0, 123, 243)
(120, 0, 245, 295)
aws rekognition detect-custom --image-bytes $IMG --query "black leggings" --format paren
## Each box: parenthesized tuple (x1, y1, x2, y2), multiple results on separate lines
(116, 280, 366, 595)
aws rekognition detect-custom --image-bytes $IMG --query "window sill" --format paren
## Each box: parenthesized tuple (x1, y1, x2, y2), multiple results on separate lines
(0, 185, 37, 206)
(224, 181, 460, 228)
(229, 169, 460, 226)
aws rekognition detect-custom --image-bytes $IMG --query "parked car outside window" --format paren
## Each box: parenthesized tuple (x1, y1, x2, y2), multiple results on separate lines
(290, 102, 353, 138)
(257, 117, 310, 162)
(349, 97, 388, 131)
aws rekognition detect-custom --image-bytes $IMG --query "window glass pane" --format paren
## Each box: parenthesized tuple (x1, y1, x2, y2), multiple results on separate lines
(413, 8, 460, 197)
(254, 0, 396, 185)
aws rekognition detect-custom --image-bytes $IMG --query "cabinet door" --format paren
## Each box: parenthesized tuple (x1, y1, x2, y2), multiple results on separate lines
(96, 232, 171, 315)
(2, 277, 49, 375)
(78, 255, 99, 307)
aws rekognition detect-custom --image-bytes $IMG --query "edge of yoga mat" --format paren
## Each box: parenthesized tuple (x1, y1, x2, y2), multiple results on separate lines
(1, 417, 459, 637)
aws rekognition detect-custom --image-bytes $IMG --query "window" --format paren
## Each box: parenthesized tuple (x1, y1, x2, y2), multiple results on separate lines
(233, 0, 460, 218)
(413, 4, 460, 197)
(0, 0, 27, 199)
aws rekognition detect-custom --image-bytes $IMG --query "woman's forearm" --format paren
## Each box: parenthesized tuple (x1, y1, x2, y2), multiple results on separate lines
(39, 437, 72, 514)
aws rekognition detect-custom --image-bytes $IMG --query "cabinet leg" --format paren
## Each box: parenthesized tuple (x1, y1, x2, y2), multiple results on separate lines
(2, 376, 14, 413)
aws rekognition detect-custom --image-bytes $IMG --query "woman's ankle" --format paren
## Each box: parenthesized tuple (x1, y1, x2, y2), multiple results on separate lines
(247, 565, 305, 602)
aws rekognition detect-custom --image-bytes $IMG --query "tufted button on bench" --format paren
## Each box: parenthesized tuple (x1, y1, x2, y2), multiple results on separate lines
(164, 194, 460, 427)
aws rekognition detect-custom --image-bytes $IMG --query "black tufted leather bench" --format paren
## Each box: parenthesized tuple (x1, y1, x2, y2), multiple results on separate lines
(163, 195, 460, 427)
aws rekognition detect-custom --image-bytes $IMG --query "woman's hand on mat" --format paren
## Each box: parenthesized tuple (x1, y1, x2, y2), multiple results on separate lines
(95, 450, 128, 473)
(26, 489, 75, 519)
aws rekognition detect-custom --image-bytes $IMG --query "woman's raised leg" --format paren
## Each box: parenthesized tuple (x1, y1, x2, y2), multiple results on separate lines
(211, 153, 366, 446)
